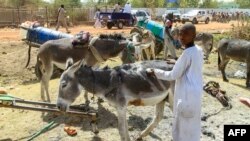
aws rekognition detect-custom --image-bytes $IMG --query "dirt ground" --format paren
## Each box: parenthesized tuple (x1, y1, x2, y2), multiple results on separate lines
(0, 22, 249, 141)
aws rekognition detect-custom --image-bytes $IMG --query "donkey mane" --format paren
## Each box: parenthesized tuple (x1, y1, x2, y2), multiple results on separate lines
(99, 33, 126, 41)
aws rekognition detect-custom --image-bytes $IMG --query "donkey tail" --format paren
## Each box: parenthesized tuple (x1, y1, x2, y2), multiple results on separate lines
(35, 56, 42, 81)
(218, 49, 221, 71)
(25, 46, 31, 68)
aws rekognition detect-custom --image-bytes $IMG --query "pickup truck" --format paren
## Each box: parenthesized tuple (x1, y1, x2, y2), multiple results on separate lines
(181, 10, 211, 24)
(99, 12, 136, 29)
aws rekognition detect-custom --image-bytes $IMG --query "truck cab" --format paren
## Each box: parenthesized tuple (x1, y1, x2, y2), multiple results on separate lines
(181, 10, 211, 24)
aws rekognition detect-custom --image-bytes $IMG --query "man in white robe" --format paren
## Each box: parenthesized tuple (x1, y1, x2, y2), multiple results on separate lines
(123, 2, 131, 13)
(147, 23, 204, 141)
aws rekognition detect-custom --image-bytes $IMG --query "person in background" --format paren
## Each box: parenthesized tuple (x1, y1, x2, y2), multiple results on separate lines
(164, 19, 177, 60)
(146, 23, 204, 141)
(123, 1, 131, 13)
(94, 8, 101, 28)
(114, 2, 121, 13)
(56, 4, 70, 33)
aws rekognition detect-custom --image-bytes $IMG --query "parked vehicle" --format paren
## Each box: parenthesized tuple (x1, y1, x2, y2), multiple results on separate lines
(181, 10, 211, 24)
(162, 9, 181, 22)
(99, 12, 136, 29)
(131, 10, 151, 21)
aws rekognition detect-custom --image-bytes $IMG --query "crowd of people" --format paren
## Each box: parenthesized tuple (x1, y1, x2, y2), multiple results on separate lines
(211, 11, 249, 23)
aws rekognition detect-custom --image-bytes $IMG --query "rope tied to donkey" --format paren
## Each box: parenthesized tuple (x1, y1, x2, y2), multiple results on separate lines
(88, 37, 105, 63)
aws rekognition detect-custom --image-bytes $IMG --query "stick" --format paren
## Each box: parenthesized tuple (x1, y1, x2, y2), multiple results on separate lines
(27, 121, 57, 141)
(0, 104, 96, 118)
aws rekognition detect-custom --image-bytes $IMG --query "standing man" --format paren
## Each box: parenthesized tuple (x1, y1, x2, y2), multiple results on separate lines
(56, 4, 70, 33)
(164, 19, 177, 60)
(123, 1, 132, 13)
(114, 2, 121, 13)
(93, 8, 101, 28)
(147, 23, 204, 141)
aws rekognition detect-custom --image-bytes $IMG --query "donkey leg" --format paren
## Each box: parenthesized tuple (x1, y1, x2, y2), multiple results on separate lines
(83, 91, 90, 105)
(220, 57, 230, 82)
(137, 100, 165, 140)
(117, 106, 130, 141)
(144, 48, 150, 60)
(246, 61, 250, 88)
(150, 43, 156, 60)
(43, 63, 53, 102)
(40, 80, 45, 101)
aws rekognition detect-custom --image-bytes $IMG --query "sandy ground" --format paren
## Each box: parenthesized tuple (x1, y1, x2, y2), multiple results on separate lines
(0, 22, 249, 141)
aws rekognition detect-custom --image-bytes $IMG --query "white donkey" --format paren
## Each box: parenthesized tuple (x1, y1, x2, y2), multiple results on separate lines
(132, 30, 156, 61)
(57, 60, 175, 141)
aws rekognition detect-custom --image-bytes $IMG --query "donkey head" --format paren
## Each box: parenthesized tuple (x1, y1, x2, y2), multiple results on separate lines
(195, 32, 213, 60)
(72, 31, 90, 47)
(57, 59, 92, 112)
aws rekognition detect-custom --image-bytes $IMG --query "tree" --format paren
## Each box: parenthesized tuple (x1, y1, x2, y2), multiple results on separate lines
(235, 0, 250, 8)
(0, 0, 46, 8)
(179, 0, 200, 8)
(200, 0, 218, 8)
(53, 0, 82, 8)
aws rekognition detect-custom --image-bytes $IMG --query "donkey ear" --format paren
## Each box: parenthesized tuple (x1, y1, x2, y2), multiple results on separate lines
(66, 58, 74, 70)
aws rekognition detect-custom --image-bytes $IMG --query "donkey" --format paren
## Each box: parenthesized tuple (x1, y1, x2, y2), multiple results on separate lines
(56, 60, 175, 141)
(132, 30, 156, 61)
(36, 33, 129, 102)
(195, 32, 214, 60)
(218, 38, 250, 88)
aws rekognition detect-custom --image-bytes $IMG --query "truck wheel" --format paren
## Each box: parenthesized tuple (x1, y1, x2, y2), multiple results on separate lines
(192, 18, 198, 24)
(107, 22, 113, 29)
(117, 21, 123, 29)
(205, 18, 210, 24)
(182, 20, 186, 24)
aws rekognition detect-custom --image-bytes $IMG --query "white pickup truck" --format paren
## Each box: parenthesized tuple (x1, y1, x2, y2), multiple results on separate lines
(181, 10, 212, 24)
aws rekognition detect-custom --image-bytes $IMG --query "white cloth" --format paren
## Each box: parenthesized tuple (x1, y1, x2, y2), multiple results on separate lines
(123, 3, 131, 13)
(153, 45, 204, 141)
(94, 11, 101, 28)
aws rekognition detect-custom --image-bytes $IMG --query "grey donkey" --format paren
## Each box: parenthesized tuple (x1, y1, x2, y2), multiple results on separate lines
(36, 33, 129, 102)
(218, 38, 250, 88)
(56, 60, 175, 141)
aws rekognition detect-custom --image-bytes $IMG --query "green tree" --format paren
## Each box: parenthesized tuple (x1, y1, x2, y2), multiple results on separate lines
(235, 0, 250, 8)
(179, 0, 199, 8)
(200, 0, 218, 8)
(0, 0, 46, 8)
(53, 0, 82, 8)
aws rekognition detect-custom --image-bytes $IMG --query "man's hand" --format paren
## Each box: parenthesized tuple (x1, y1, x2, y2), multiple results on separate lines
(239, 97, 250, 108)
(146, 68, 155, 77)
(166, 59, 176, 64)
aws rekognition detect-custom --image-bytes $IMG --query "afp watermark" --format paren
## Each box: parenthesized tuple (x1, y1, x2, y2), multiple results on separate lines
(224, 125, 250, 141)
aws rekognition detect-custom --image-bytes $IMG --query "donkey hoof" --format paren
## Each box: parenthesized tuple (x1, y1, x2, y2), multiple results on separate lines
(135, 137, 143, 141)
(223, 79, 229, 82)
(97, 98, 104, 103)
(246, 84, 250, 88)
(85, 100, 90, 105)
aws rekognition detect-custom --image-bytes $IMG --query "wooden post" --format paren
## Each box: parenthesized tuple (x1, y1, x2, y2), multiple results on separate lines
(17, 7, 21, 25)
(71, 6, 74, 25)
(45, 6, 49, 27)
(12, 8, 15, 26)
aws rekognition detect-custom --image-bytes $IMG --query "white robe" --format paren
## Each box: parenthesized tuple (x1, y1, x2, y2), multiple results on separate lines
(154, 45, 203, 141)
(123, 3, 131, 13)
